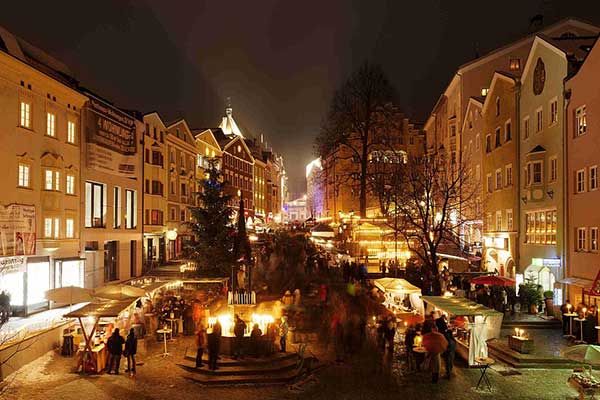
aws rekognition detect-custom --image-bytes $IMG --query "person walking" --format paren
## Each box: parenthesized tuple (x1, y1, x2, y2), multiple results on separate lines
(279, 316, 289, 352)
(106, 328, 125, 374)
(233, 314, 247, 359)
(194, 323, 208, 368)
(124, 328, 138, 374)
(443, 330, 456, 379)
(422, 326, 448, 383)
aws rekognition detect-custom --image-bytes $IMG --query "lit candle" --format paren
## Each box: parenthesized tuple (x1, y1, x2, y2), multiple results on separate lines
(567, 304, 572, 311)
(519, 329, 525, 338)
(515, 327, 519, 337)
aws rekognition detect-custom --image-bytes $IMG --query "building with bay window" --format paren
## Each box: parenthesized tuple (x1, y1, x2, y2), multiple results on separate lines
(0, 26, 87, 314)
(165, 119, 198, 260)
(81, 93, 143, 288)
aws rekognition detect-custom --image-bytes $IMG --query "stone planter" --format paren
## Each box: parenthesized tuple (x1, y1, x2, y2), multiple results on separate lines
(544, 298, 554, 316)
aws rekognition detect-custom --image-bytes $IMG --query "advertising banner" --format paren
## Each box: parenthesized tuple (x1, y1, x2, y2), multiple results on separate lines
(86, 97, 137, 177)
(0, 204, 36, 256)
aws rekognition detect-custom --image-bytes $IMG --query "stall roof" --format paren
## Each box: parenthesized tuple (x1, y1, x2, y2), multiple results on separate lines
(422, 296, 502, 317)
(374, 278, 422, 295)
(559, 276, 593, 290)
(64, 299, 137, 318)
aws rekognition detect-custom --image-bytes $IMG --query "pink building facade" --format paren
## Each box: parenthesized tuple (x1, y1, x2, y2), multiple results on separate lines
(565, 38, 600, 305)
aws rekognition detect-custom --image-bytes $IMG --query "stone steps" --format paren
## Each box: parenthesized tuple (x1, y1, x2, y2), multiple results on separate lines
(487, 339, 580, 369)
(502, 317, 562, 330)
(178, 352, 320, 386)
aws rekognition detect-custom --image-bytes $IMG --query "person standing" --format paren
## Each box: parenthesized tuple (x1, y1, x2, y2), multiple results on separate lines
(561, 300, 572, 335)
(207, 328, 219, 370)
(233, 314, 247, 359)
(422, 326, 448, 383)
(124, 328, 137, 374)
(443, 330, 456, 379)
(195, 323, 207, 368)
(250, 323, 263, 357)
(106, 328, 125, 374)
(279, 316, 289, 352)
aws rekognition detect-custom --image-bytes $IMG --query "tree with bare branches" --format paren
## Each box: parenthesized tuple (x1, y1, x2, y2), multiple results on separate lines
(391, 152, 480, 293)
(315, 62, 398, 218)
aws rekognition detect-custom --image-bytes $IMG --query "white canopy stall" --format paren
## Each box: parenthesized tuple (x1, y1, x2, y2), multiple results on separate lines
(374, 278, 424, 317)
(422, 296, 503, 366)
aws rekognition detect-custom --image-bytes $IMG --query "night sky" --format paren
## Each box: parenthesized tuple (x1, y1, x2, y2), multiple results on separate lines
(2, 1, 600, 196)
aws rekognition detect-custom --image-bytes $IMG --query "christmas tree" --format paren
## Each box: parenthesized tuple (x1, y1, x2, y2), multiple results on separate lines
(185, 159, 235, 276)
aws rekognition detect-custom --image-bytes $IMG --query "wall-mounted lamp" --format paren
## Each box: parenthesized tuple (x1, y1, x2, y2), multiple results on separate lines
(547, 190, 554, 199)
(521, 196, 527, 204)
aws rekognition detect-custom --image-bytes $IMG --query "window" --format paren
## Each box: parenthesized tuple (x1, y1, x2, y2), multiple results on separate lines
(125, 189, 136, 229)
(550, 99, 558, 125)
(505, 120, 512, 141)
(495, 169, 502, 190)
(152, 181, 163, 195)
(475, 134, 480, 151)
(181, 183, 187, 196)
(66, 218, 74, 238)
(495, 98, 501, 116)
(486, 213, 493, 231)
(496, 210, 502, 231)
(591, 166, 598, 191)
(525, 210, 557, 244)
(18, 163, 30, 187)
(20, 101, 31, 128)
(475, 164, 481, 181)
(44, 170, 60, 191)
(481, 88, 489, 97)
(576, 106, 587, 136)
(495, 128, 501, 148)
(509, 58, 521, 71)
(53, 218, 60, 238)
(506, 209, 514, 231)
(151, 210, 163, 225)
(67, 121, 76, 144)
(526, 161, 543, 185)
(577, 228, 587, 251)
(505, 164, 513, 186)
(170, 208, 176, 221)
(592, 227, 599, 252)
(485, 134, 492, 153)
(66, 174, 75, 194)
(114, 187, 121, 228)
(549, 157, 557, 183)
(151, 151, 163, 166)
(85, 181, 106, 228)
(46, 112, 56, 137)
(487, 174, 493, 193)
(577, 169, 586, 193)
(180, 209, 186, 222)
(44, 218, 53, 238)
(523, 116, 530, 140)
(536, 108, 543, 133)
(450, 125, 456, 137)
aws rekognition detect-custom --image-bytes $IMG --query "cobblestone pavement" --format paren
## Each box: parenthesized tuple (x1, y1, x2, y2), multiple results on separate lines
(0, 333, 584, 400)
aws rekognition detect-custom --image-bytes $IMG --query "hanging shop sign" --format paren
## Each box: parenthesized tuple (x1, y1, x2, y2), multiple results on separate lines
(0, 204, 36, 256)
(85, 97, 137, 177)
(0, 256, 26, 275)
(484, 236, 507, 250)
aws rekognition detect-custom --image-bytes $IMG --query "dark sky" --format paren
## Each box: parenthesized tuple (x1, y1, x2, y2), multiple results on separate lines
(2, 1, 600, 196)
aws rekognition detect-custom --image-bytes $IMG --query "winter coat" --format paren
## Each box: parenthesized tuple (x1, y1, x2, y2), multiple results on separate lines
(124, 333, 137, 356)
(195, 329, 208, 349)
(107, 333, 125, 355)
(234, 319, 247, 338)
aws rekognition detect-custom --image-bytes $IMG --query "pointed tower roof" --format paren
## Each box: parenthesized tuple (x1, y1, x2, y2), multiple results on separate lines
(219, 98, 244, 138)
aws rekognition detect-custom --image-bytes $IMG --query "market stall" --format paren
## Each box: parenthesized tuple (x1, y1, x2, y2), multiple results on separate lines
(64, 298, 140, 373)
(422, 295, 503, 366)
(374, 278, 424, 317)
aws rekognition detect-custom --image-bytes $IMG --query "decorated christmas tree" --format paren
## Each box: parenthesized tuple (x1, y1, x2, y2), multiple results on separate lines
(185, 159, 235, 276)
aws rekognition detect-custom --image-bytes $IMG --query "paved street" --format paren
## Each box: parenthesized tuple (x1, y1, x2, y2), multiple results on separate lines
(0, 331, 582, 400)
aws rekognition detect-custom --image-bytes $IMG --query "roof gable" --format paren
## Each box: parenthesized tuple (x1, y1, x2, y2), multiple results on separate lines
(167, 119, 196, 146)
(195, 129, 222, 151)
(482, 72, 516, 115)
(224, 136, 254, 162)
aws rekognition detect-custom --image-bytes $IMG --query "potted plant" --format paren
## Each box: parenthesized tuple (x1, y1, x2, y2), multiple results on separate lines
(519, 283, 543, 314)
(543, 290, 555, 317)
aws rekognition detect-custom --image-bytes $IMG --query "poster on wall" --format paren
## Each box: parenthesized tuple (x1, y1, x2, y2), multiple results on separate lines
(85, 97, 137, 177)
(0, 204, 36, 256)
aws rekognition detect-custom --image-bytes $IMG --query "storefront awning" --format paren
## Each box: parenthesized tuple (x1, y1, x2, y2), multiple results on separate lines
(422, 296, 502, 317)
(374, 278, 421, 295)
(558, 277, 594, 290)
(64, 298, 137, 318)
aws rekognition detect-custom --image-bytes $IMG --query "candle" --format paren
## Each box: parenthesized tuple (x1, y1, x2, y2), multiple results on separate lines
(515, 327, 519, 337)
